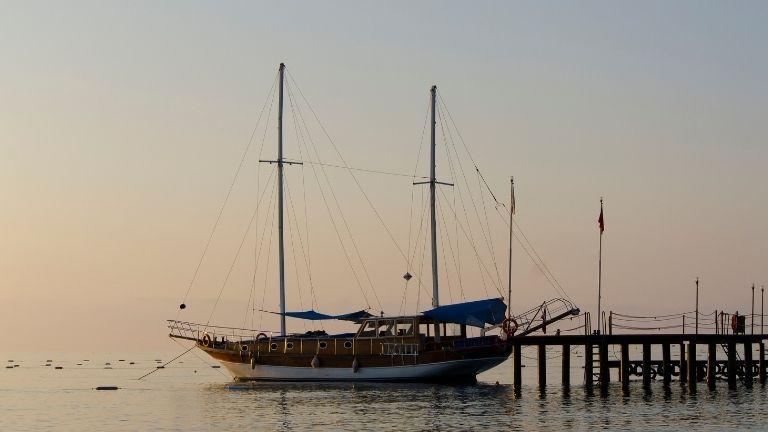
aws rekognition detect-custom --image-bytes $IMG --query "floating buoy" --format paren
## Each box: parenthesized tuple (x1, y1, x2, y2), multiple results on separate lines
(118, 359, 125, 362)
(156, 366, 165, 369)
(45, 363, 51, 367)
(5, 366, 12, 369)
(105, 363, 111, 366)
(7, 360, 13, 363)
(95, 386, 118, 391)
(311, 355, 320, 368)
(13, 365, 19, 368)
(77, 363, 82, 366)
(352, 357, 359, 373)
(211, 365, 220, 369)
(55, 366, 63, 370)
(129, 362, 135, 365)
(179, 303, 186, 310)
(46, 359, 52, 362)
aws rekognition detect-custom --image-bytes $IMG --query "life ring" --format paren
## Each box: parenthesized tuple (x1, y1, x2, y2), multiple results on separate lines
(240, 344, 249, 353)
(633, 364, 643, 376)
(201, 333, 212, 347)
(256, 332, 268, 341)
(501, 318, 519, 336)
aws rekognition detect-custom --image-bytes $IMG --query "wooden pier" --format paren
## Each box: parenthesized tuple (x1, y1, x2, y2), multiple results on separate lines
(510, 333, 767, 394)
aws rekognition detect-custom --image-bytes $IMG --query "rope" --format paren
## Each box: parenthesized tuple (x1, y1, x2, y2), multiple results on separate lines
(177, 72, 278, 319)
(290, 160, 428, 179)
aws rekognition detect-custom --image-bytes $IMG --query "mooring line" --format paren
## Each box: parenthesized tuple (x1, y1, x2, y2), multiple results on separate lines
(136, 345, 196, 381)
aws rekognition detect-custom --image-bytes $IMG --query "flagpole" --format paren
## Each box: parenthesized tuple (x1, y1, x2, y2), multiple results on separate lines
(597, 197, 604, 335)
(507, 177, 514, 319)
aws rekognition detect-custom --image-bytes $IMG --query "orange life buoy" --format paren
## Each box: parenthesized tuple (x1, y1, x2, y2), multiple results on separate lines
(201, 333, 212, 347)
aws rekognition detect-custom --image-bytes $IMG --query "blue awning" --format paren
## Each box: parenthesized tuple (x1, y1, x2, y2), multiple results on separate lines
(422, 298, 507, 328)
(267, 309, 373, 322)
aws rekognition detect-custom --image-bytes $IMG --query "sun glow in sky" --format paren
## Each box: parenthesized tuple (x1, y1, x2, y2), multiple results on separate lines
(1, 1, 767, 352)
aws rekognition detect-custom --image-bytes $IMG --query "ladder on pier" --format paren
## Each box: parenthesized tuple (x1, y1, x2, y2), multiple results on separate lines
(592, 344, 603, 383)
(721, 343, 744, 382)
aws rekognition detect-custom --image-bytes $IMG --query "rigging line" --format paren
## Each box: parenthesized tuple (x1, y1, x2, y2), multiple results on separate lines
(295, 117, 317, 311)
(287, 70, 432, 306)
(491, 205, 572, 302)
(250, 169, 279, 329)
(400, 189, 429, 315)
(437, 103, 503, 292)
(435, 199, 454, 304)
(206, 168, 277, 328)
(290, 160, 428, 179)
(285, 178, 310, 333)
(177, 72, 278, 319)
(136, 344, 196, 381)
(438, 187, 466, 302)
(441, 124, 466, 301)
(438, 188, 504, 298)
(257, 186, 277, 331)
(169, 337, 230, 379)
(285, 160, 319, 314)
(284, 82, 372, 310)
(474, 161, 504, 291)
(438, 104, 491, 297)
(241, 170, 278, 328)
(286, 80, 387, 312)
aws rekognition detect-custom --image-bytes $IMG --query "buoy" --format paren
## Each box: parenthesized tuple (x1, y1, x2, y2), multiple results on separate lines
(105, 363, 111, 366)
(77, 363, 82, 366)
(211, 365, 221, 369)
(7, 360, 13, 363)
(311, 355, 320, 368)
(95, 386, 119, 391)
(129, 362, 135, 365)
(45, 363, 51, 367)
(46, 359, 52, 362)
(179, 303, 186, 310)
(55, 366, 63, 370)
(352, 357, 359, 373)
(118, 359, 125, 362)
(5, 366, 12, 369)
(156, 366, 165, 369)
(13, 365, 19, 368)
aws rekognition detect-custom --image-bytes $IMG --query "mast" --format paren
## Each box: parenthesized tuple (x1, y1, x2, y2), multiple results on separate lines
(277, 63, 287, 336)
(507, 177, 514, 319)
(429, 85, 441, 342)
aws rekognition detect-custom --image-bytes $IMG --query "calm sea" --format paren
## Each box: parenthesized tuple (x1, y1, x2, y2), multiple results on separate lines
(3, 346, 766, 431)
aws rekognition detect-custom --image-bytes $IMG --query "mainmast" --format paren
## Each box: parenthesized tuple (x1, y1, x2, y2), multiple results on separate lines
(277, 63, 287, 336)
(429, 85, 440, 342)
(507, 177, 514, 319)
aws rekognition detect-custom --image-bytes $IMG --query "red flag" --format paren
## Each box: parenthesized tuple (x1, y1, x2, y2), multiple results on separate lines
(598, 201, 605, 233)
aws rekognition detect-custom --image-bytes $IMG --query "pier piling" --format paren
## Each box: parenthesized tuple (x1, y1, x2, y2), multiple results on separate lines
(562, 344, 570, 388)
(642, 343, 652, 388)
(513, 343, 522, 394)
(679, 343, 687, 384)
(662, 343, 671, 387)
(538, 344, 546, 390)
(744, 342, 753, 388)
(620, 343, 630, 391)
(707, 343, 716, 390)
(687, 342, 697, 392)
(599, 342, 610, 389)
(760, 341, 766, 385)
(727, 341, 737, 390)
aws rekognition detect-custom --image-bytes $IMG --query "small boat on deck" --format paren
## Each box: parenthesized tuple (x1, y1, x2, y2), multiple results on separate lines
(168, 63, 577, 382)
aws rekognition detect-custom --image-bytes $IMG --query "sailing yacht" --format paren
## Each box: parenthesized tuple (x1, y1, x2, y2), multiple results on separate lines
(168, 63, 576, 382)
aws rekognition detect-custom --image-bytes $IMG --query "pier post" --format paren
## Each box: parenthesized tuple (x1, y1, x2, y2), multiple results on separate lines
(642, 343, 652, 388)
(679, 343, 688, 384)
(707, 343, 717, 390)
(538, 344, 547, 390)
(513, 342, 522, 394)
(585, 342, 594, 389)
(687, 342, 697, 392)
(759, 341, 766, 385)
(662, 343, 671, 387)
(744, 342, 753, 388)
(620, 343, 630, 392)
(727, 341, 737, 390)
(562, 344, 571, 388)
(599, 341, 609, 389)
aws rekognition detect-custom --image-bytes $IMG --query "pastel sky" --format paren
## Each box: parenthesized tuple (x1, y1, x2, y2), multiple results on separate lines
(1, 1, 766, 352)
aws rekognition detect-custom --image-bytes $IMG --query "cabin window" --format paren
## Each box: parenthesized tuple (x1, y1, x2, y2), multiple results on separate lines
(376, 320, 395, 337)
(286, 342, 294, 350)
(395, 319, 415, 336)
(269, 343, 278, 351)
(358, 320, 377, 338)
(344, 341, 353, 349)
(319, 341, 328, 349)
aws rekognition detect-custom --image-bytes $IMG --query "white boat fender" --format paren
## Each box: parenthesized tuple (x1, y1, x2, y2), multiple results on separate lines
(311, 355, 320, 368)
(251, 356, 257, 370)
(352, 357, 359, 373)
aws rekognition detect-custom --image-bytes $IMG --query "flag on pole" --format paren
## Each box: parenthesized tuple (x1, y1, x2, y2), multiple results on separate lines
(598, 199, 605, 233)
(510, 177, 515, 215)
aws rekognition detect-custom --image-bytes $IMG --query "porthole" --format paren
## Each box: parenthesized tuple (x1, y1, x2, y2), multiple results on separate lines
(241, 344, 249, 352)
(270, 343, 278, 351)
(343, 341, 353, 349)
(319, 341, 328, 349)
(286, 342, 294, 350)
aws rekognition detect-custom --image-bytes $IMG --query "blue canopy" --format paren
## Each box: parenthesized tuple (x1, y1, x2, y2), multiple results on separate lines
(422, 298, 507, 328)
(267, 309, 373, 322)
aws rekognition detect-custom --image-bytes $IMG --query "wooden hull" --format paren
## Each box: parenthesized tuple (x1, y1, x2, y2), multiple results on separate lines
(218, 356, 507, 382)
(195, 335, 512, 383)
